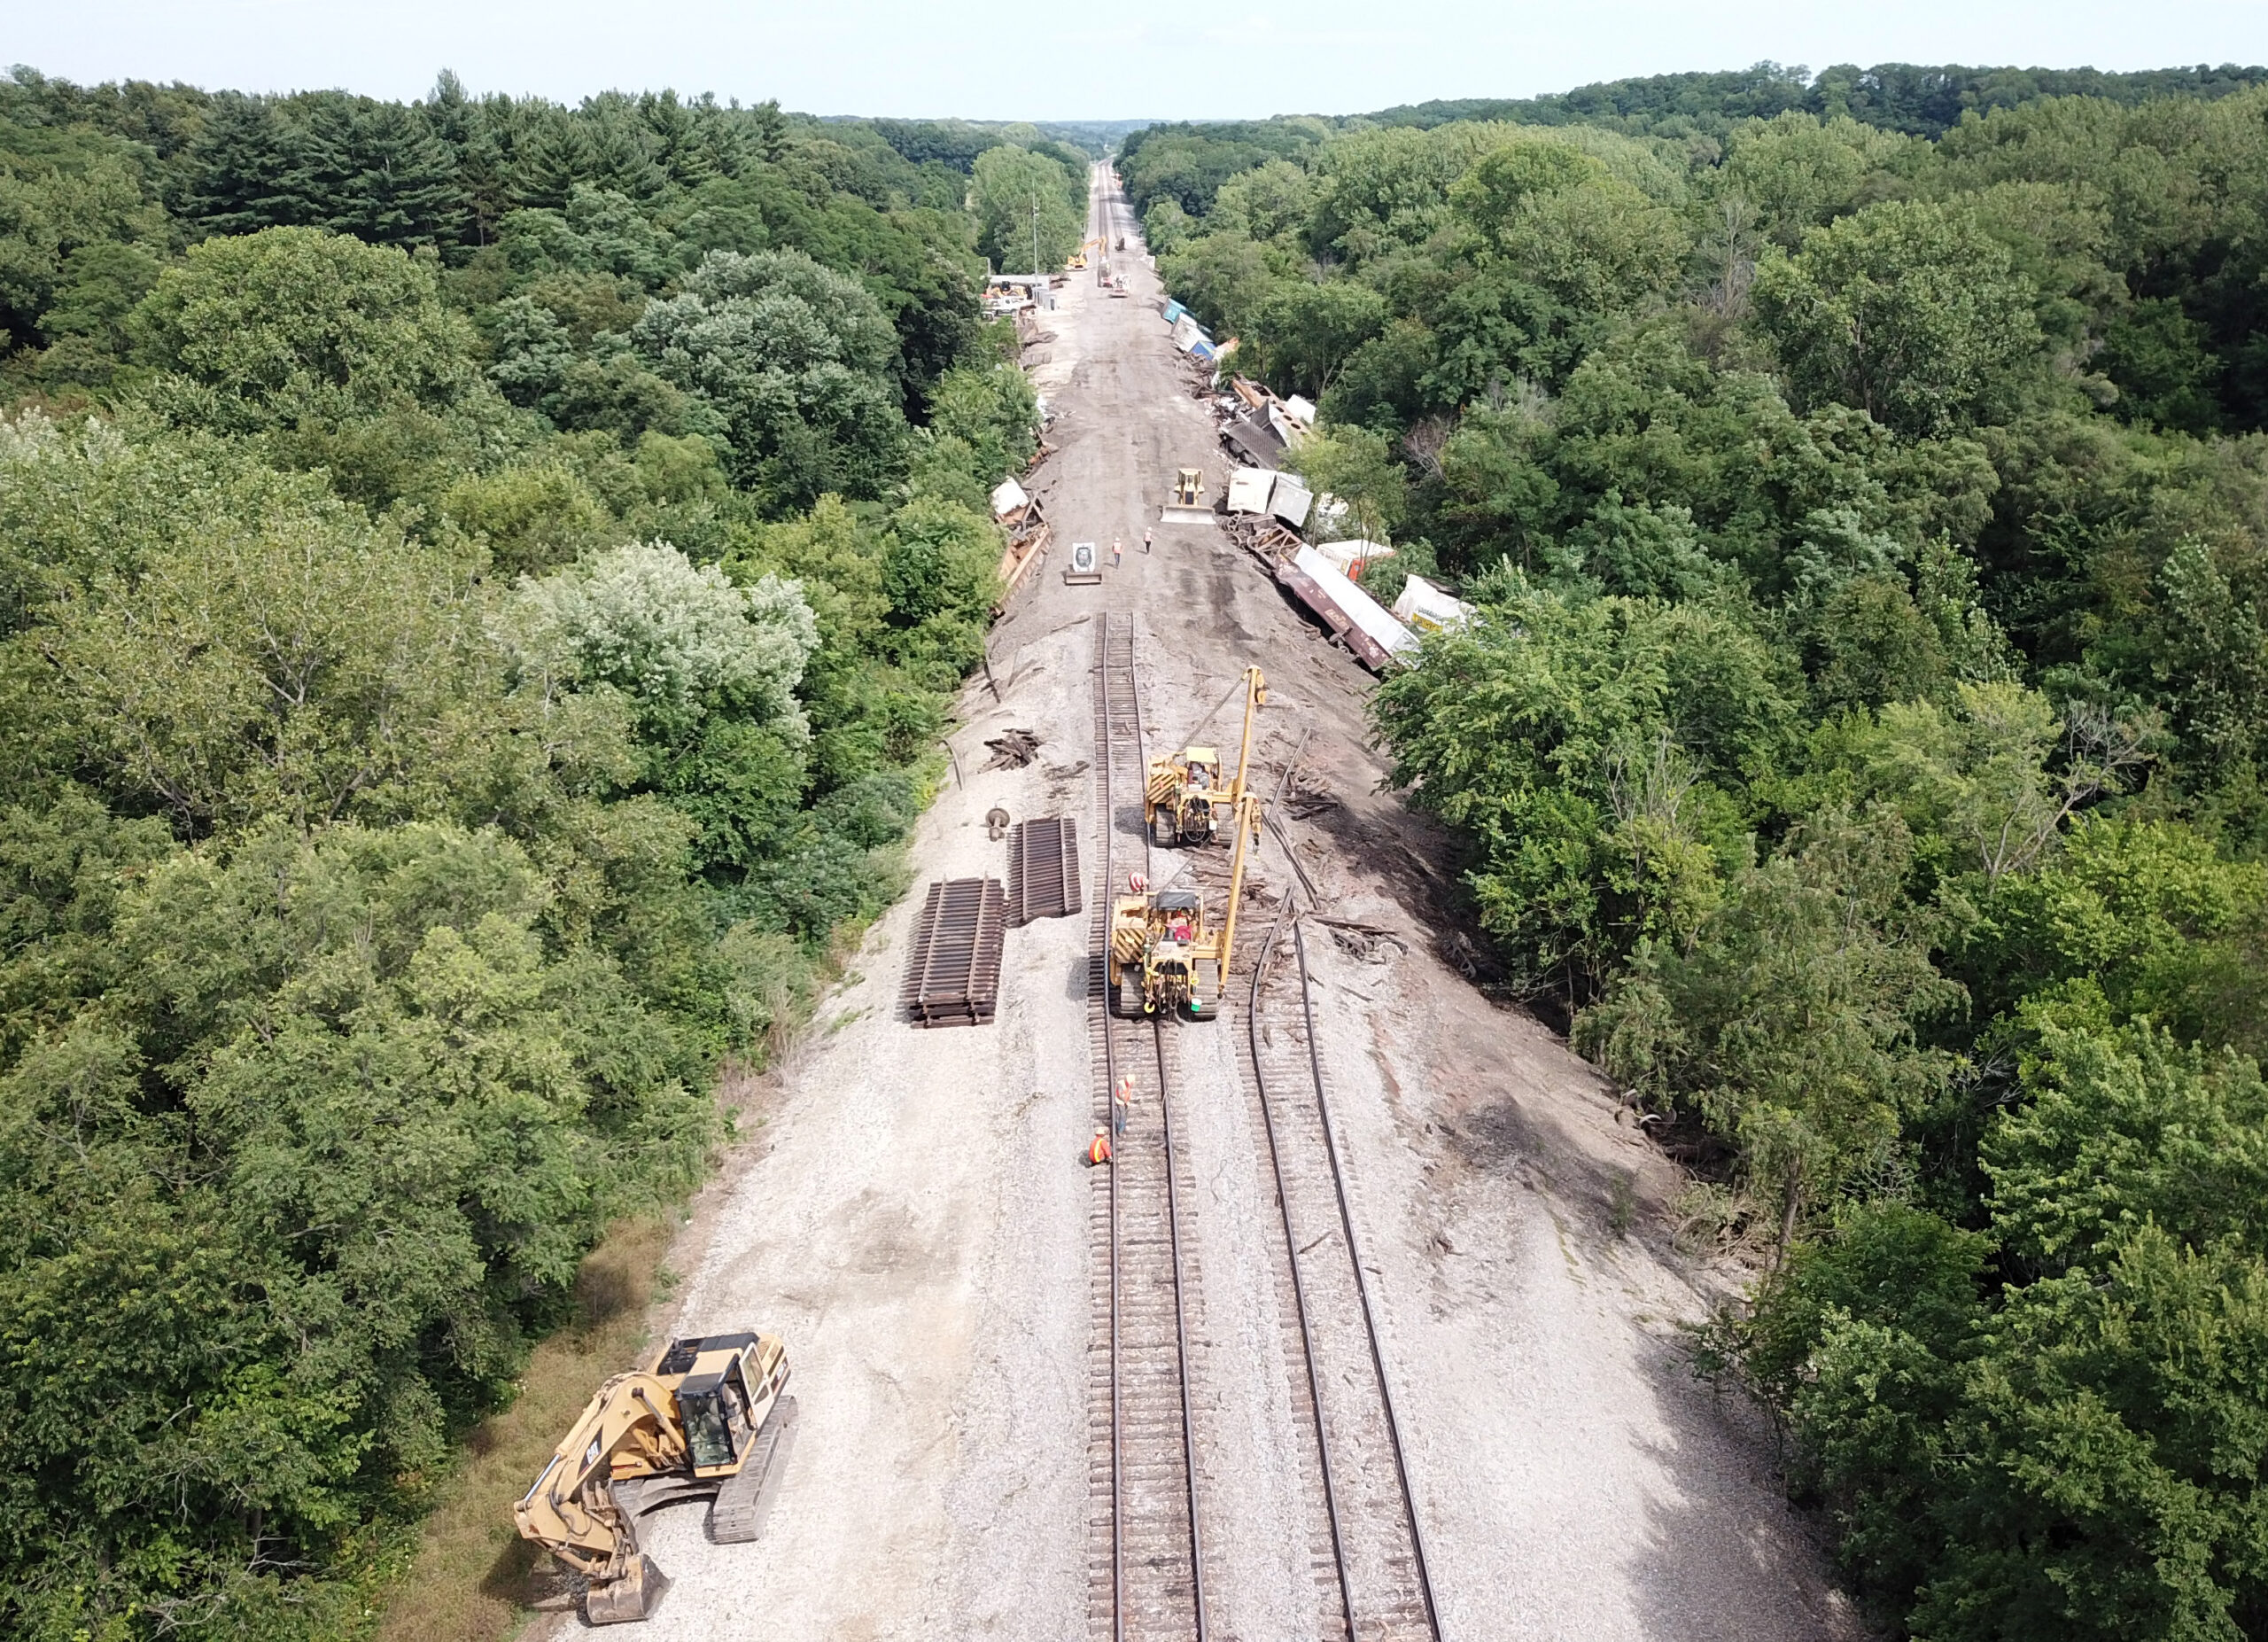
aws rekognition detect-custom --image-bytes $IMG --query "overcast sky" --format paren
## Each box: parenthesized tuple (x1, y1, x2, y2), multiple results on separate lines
(8, 0, 2268, 121)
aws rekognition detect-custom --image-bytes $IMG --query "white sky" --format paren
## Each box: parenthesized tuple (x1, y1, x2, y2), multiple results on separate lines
(5, 0, 2267, 121)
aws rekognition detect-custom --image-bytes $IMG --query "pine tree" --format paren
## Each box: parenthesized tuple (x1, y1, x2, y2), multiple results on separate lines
(641, 90, 716, 190)
(353, 103, 467, 245)
(182, 91, 307, 235)
(514, 112, 592, 210)
(580, 111, 667, 199)
(423, 68, 474, 149)
(750, 99, 787, 164)
(460, 91, 539, 230)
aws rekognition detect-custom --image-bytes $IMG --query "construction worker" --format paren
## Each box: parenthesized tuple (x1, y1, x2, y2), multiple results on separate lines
(1110, 536, 1124, 569)
(1142, 526, 1153, 555)
(1114, 1074, 1134, 1134)
(1087, 1127, 1113, 1166)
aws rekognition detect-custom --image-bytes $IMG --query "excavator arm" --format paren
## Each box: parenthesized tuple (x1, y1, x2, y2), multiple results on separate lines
(513, 1330, 793, 1625)
(514, 1372, 687, 1619)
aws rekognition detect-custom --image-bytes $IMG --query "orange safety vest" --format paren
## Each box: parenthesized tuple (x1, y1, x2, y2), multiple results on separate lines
(1088, 1132, 1113, 1165)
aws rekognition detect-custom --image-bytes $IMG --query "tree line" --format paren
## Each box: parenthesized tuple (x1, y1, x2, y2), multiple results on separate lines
(0, 64, 1076, 1640)
(1143, 78, 2268, 1640)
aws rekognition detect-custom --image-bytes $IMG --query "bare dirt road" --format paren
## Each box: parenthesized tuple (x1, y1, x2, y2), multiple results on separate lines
(542, 166, 1863, 1642)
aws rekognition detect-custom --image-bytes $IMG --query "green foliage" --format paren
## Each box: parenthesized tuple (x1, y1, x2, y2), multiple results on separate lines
(1579, 805, 1961, 1243)
(0, 814, 712, 1640)
(513, 540, 814, 733)
(133, 227, 477, 429)
(627, 248, 908, 509)
(1986, 1017, 2268, 1271)
(0, 63, 1022, 1637)
(1752, 200, 2047, 437)
(1739, 1023, 2268, 1638)
(967, 144, 1082, 273)
(1960, 819, 2268, 1050)
(1374, 580, 1790, 1000)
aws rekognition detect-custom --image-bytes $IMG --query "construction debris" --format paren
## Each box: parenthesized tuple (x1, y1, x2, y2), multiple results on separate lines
(1390, 572, 1477, 635)
(992, 476, 1052, 598)
(982, 728, 1043, 769)
(1284, 776, 1340, 820)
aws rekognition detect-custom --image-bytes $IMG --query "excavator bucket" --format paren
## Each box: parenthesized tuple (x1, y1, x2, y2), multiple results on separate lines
(586, 1553, 668, 1625)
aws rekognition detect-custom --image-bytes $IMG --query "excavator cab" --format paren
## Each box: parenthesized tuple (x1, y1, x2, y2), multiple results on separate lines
(654, 1335, 781, 1475)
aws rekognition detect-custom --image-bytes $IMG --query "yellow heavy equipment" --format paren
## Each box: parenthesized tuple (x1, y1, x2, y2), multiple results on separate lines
(515, 1331, 795, 1624)
(1109, 786, 1262, 1019)
(1146, 665, 1265, 847)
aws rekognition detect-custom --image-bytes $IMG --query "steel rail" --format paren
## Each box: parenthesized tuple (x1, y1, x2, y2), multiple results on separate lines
(1240, 750, 1443, 1640)
(1242, 738, 1360, 1636)
(1289, 914, 1443, 1638)
(1094, 614, 1127, 1638)
(1092, 611, 1207, 1641)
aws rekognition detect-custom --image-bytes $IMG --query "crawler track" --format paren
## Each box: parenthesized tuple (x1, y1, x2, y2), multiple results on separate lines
(1085, 611, 1208, 1641)
(1238, 768, 1442, 1641)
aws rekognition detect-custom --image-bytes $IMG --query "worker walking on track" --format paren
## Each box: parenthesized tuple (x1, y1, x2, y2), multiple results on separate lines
(1087, 1126, 1113, 1166)
(1114, 1074, 1134, 1135)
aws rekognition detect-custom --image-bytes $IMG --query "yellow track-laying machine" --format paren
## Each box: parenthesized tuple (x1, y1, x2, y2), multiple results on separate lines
(515, 1330, 796, 1623)
(1146, 665, 1266, 847)
(1115, 665, 1270, 1018)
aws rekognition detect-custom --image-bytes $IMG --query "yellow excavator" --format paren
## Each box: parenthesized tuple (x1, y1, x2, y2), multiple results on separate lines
(515, 1330, 795, 1624)
(1146, 665, 1266, 847)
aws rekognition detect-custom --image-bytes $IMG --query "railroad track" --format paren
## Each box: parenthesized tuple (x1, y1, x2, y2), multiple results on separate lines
(1086, 611, 1208, 1641)
(1235, 753, 1443, 1642)
(1079, 166, 1439, 1637)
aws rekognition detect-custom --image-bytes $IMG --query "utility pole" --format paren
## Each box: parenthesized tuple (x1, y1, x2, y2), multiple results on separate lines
(1029, 189, 1041, 278)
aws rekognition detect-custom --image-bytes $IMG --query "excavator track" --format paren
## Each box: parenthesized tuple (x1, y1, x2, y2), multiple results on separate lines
(710, 1394, 800, 1544)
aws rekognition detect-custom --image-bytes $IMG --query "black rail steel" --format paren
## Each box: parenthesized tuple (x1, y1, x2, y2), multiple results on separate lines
(901, 876, 1006, 1025)
(1243, 761, 1444, 1641)
(1091, 611, 1207, 1642)
(1010, 815, 1082, 924)
(1292, 916, 1442, 1637)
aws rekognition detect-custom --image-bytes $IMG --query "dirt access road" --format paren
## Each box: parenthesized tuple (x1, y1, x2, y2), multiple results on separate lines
(542, 167, 1863, 1641)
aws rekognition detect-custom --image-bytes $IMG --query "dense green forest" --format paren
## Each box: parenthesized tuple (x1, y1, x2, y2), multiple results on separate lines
(1143, 73, 2268, 1640)
(0, 65, 1091, 1640)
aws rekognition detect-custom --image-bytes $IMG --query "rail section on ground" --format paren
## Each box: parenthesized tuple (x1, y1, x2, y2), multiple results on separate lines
(1237, 783, 1443, 1641)
(901, 877, 1007, 1026)
(1009, 815, 1083, 924)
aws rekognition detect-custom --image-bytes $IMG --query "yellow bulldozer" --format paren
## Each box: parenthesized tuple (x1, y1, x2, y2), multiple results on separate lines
(515, 1330, 795, 1624)
(1110, 787, 1262, 1019)
(1146, 665, 1266, 847)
